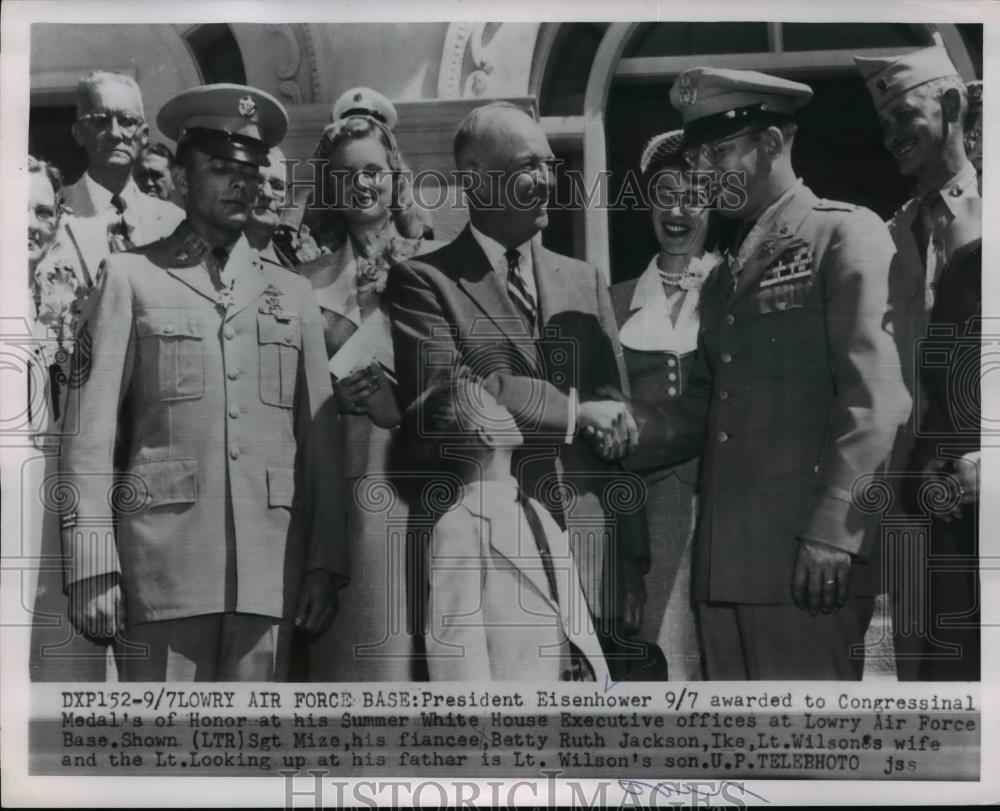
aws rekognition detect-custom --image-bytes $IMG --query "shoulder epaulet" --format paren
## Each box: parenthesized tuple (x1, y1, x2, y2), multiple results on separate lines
(813, 199, 858, 212)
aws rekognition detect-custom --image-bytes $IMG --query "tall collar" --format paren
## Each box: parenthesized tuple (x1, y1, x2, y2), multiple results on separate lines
(461, 475, 519, 513)
(83, 172, 139, 215)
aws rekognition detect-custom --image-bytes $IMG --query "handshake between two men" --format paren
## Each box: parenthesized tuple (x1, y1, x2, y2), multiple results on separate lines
(577, 386, 640, 463)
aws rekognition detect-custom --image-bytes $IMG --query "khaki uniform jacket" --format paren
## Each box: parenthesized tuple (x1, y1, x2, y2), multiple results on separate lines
(886, 162, 981, 398)
(630, 183, 911, 604)
(426, 479, 610, 683)
(59, 225, 346, 624)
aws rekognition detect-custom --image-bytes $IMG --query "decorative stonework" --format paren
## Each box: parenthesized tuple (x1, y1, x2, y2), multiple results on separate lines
(267, 24, 305, 104)
(302, 24, 322, 103)
(438, 22, 496, 99)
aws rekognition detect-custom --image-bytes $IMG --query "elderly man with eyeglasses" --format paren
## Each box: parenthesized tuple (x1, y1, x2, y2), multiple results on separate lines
(60, 71, 183, 286)
(627, 68, 911, 680)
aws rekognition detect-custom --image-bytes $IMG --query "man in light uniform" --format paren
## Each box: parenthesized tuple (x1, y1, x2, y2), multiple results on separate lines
(855, 45, 982, 681)
(59, 84, 346, 681)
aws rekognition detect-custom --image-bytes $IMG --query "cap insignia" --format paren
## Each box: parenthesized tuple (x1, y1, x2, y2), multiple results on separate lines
(875, 78, 889, 94)
(238, 95, 257, 119)
(353, 92, 363, 102)
(678, 73, 697, 106)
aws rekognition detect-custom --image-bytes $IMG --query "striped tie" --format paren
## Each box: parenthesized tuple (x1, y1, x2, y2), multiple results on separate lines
(505, 248, 537, 328)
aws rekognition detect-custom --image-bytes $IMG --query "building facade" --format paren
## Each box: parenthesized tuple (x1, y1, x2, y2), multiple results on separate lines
(30, 21, 981, 282)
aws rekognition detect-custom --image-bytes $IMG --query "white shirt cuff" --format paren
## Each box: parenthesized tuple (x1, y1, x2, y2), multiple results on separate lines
(566, 387, 578, 444)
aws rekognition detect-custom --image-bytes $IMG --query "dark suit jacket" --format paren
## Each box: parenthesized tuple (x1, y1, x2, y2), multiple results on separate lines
(628, 184, 912, 604)
(387, 225, 648, 622)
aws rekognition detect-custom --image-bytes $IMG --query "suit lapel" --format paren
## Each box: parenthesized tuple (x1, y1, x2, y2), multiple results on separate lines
(61, 216, 108, 287)
(451, 226, 540, 368)
(532, 240, 567, 329)
(468, 493, 562, 616)
(731, 184, 817, 303)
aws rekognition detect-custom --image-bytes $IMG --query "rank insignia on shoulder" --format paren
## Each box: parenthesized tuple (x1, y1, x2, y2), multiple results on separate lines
(760, 243, 814, 289)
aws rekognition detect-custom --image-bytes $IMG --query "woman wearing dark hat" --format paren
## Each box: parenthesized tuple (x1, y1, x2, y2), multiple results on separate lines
(610, 131, 721, 681)
(297, 89, 440, 680)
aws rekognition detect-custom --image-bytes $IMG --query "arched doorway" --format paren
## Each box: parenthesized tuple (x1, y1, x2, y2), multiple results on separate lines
(533, 22, 981, 283)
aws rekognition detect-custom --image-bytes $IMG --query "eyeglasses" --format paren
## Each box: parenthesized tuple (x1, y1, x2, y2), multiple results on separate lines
(683, 127, 764, 167)
(77, 112, 145, 135)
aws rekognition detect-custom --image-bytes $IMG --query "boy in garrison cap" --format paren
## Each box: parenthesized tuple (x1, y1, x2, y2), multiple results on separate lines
(626, 67, 910, 679)
(58, 84, 347, 681)
(855, 47, 982, 682)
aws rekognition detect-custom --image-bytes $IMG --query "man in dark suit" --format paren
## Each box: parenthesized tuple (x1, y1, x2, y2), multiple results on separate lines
(629, 68, 912, 679)
(388, 102, 647, 643)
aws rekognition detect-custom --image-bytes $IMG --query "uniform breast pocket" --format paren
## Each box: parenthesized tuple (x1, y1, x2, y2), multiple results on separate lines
(258, 312, 302, 408)
(751, 277, 817, 318)
(136, 312, 206, 402)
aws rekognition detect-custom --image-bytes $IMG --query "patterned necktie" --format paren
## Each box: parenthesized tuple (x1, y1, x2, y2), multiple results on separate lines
(505, 248, 537, 329)
(911, 190, 942, 270)
(108, 194, 136, 253)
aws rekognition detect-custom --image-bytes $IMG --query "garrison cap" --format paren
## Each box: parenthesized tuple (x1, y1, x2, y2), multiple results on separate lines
(853, 46, 960, 112)
(157, 84, 288, 167)
(331, 86, 398, 129)
(669, 68, 812, 146)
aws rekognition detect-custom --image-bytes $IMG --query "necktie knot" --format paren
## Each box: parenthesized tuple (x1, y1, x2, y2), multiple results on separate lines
(505, 248, 520, 270)
(107, 194, 135, 253)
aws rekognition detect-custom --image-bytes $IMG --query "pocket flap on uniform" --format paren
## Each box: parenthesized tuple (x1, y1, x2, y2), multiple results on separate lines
(136, 312, 204, 340)
(128, 458, 198, 507)
(267, 466, 296, 508)
(752, 279, 814, 316)
(258, 312, 302, 349)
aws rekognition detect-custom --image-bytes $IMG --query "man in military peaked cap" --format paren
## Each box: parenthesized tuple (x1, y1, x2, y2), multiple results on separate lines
(855, 47, 982, 681)
(59, 84, 347, 681)
(627, 67, 911, 679)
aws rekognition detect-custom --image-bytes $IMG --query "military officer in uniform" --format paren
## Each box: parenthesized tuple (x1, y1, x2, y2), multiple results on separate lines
(58, 84, 347, 681)
(855, 47, 983, 681)
(628, 68, 911, 679)
(854, 46, 981, 387)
